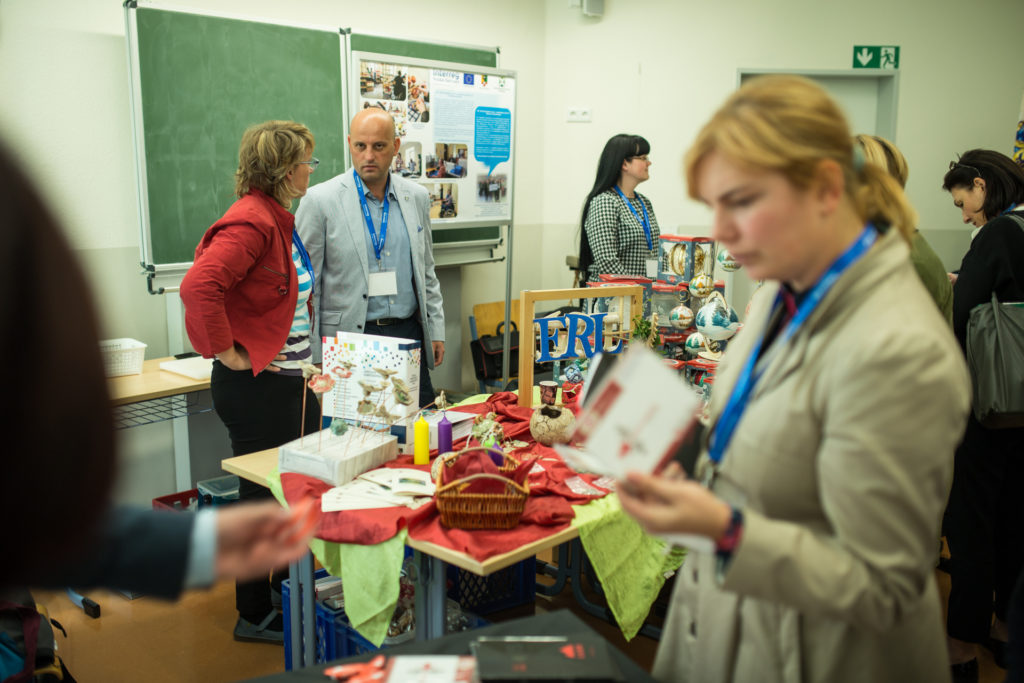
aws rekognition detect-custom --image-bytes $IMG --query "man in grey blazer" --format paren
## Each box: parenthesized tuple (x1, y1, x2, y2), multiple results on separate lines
(296, 108, 445, 407)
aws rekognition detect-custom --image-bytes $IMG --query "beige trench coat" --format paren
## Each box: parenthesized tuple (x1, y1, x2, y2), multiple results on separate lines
(654, 229, 971, 683)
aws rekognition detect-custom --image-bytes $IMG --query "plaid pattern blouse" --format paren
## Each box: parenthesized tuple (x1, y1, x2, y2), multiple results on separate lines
(584, 189, 660, 282)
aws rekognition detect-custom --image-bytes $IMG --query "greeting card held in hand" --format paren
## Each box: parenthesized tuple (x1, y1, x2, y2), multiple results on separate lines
(556, 344, 699, 480)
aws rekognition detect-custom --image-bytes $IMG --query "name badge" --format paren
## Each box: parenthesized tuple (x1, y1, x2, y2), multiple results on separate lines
(646, 258, 659, 279)
(368, 270, 399, 297)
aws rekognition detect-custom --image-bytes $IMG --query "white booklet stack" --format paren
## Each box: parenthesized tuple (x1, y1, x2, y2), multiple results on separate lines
(320, 468, 435, 512)
(278, 427, 398, 487)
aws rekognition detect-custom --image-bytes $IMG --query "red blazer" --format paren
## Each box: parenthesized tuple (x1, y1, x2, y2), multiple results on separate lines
(180, 190, 310, 375)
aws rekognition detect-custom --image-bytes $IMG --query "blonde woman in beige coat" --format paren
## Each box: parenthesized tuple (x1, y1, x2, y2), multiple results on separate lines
(618, 75, 971, 683)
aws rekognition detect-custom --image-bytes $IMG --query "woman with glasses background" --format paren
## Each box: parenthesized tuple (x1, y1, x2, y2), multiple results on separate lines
(180, 120, 321, 645)
(941, 150, 1024, 681)
(577, 133, 661, 283)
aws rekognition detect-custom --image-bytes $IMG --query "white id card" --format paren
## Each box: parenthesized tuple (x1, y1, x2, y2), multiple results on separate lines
(368, 270, 398, 296)
(646, 258, 659, 279)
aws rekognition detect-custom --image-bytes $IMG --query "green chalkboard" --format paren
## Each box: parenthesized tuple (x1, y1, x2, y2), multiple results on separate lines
(129, 6, 346, 268)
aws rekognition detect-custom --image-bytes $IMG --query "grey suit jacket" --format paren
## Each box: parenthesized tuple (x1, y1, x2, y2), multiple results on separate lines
(295, 170, 444, 366)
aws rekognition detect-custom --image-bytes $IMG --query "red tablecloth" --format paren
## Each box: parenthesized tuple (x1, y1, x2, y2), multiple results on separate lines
(280, 393, 607, 562)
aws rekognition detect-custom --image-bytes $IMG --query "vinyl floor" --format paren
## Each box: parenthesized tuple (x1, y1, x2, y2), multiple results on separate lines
(31, 554, 1002, 682)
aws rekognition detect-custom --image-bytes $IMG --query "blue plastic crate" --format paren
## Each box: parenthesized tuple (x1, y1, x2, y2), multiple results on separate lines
(445, 557, 536, 615)
(316, 599, 489, 660)
(282, 568, 331, 670)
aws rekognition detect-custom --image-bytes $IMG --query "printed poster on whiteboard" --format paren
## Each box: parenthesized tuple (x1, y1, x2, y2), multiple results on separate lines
(353, 53, 515, 227)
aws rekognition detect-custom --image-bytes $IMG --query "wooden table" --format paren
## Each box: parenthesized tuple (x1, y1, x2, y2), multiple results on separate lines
(222, 449, 583, 668)
(108, 357, 210, 406)
(110, 356, 212, 490)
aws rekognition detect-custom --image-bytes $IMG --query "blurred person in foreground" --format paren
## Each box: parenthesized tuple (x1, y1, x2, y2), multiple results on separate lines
(618, 75, 970, 683)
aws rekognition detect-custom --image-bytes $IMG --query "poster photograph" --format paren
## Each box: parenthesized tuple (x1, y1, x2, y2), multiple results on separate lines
(355, 54, 515, 226)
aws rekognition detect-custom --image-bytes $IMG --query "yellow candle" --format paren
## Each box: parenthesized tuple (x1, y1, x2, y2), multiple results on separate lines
(414, 415, 429, 465)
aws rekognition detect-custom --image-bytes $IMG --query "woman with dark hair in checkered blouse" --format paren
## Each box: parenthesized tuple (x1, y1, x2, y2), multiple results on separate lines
(578, 134, 661, 282)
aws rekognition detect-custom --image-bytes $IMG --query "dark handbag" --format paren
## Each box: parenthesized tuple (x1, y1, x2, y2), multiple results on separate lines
(470, 321, 520, 381)
(966, 292, 1024, 428)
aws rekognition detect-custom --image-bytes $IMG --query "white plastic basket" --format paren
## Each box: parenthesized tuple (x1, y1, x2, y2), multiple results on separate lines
(99, 338, 147, 377)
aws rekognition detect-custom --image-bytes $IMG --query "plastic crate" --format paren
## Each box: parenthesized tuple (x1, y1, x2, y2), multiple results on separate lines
(99, 338, 147, 377)
(285, 566, 492, 668)
(197, 474, 240, 506)
(445, 557, 536, 615)
(152, 489, 199, 512)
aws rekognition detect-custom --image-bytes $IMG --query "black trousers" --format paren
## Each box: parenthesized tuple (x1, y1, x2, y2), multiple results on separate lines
(364, 317, 436, 408)
(946, 413, 1024, 643)
(210, 361, 321, 621)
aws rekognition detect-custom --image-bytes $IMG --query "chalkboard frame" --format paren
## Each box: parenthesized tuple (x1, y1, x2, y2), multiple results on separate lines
(124, 3, 510, 288)
(125, 2, 349, 277)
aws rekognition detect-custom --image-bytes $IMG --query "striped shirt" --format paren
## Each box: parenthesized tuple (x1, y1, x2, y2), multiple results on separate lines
(270, 243, 313, 375)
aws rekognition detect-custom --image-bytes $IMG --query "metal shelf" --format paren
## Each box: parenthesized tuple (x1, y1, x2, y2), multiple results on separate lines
(113, 392, 211, 429)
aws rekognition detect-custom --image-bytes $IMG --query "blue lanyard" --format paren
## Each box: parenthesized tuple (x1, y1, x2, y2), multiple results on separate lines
(707, 225, 878, 465)
(613, 186, 653, 251)
(291, 229, 313, 293)
(353, 169, 389, 262)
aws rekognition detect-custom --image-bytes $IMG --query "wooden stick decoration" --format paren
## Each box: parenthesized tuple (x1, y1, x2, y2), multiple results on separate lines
(307, 370, 335, 451)
(298, 362, 320, 446)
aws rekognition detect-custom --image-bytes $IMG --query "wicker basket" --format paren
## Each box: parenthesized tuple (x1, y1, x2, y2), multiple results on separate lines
(99, 338, 147, 377)
(435, 447, 529, 530)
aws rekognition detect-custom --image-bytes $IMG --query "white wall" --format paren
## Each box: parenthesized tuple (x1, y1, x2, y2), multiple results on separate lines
(2, 0, 1023, 385)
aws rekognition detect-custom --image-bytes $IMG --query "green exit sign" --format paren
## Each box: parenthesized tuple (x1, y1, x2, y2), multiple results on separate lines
(852, 45, 900, 69)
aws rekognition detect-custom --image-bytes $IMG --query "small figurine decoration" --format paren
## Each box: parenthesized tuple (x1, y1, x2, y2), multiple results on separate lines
(564, 360, 584, 385)
(471, 412, 504, 449)
(304, 366, 335, 448)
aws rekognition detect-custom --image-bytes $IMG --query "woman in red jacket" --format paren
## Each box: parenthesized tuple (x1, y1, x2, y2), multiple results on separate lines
(180, 120, 321, 644)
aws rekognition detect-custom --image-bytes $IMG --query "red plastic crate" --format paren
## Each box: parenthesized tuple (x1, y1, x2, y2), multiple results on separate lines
(152, 488, 199, 511)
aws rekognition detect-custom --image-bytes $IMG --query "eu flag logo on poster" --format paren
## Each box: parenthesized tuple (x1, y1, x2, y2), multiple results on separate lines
(463, 73, 474, 85)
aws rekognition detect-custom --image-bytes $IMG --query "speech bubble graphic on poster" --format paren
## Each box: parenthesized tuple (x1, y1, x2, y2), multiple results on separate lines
(474, 106, 511, 176)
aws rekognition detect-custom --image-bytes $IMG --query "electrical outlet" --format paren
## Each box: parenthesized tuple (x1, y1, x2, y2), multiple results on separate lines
(566, 107, 592, 123)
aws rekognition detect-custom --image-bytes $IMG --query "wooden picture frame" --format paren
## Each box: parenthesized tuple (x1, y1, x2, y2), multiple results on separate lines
(516, 286, 643, 408)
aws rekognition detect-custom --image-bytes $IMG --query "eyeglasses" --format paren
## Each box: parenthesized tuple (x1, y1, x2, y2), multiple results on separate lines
(949, 161, 980, 177)
(630, 155, 650, 162)
(298, 157, 320, 170)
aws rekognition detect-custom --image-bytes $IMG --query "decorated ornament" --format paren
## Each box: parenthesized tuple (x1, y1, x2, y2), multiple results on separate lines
(695, 291, 741, 342)
(695, 292, 740, 362)
(684, 332, 705, 356)
(689, 272, 715, 298)
(716, 247, 741, 272)
(668, 304, 694, 329)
